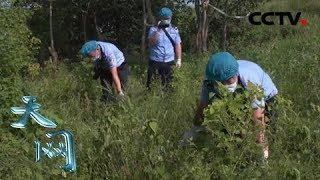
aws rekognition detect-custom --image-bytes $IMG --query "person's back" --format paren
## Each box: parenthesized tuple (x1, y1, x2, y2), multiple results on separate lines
(97, 41, 125, 68)
(237, 60, 278, 99)
(80, 40, 128, 102)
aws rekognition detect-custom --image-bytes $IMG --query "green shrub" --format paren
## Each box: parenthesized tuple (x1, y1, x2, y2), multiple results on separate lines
(199, 84, 320, 178)
(0, 8, 40, 119)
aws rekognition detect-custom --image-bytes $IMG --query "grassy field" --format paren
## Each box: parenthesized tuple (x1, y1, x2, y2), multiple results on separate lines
(0, 1, 319, 179)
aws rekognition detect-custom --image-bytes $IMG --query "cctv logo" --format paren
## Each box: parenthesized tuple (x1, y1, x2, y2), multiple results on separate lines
(248, 12, 309, 26)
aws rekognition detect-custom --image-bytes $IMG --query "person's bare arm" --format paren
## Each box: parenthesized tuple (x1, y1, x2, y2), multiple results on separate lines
(175, 43, 182, 59)
(194, 101, 208, 126)
(175, 43, 182, 68)
(110, 67, 122, 94)
(253, 107, 269, 158)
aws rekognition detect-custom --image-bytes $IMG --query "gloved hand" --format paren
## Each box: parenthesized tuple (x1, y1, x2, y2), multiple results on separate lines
(252, 97, 265, 109)
(180, 125, 206, 147)
(176, 58, 182, 68)
(191, 124, 205, 133)
(259, 146, 269, 166)
(263, 146, 269, 159)
(118, 91, 125, 97)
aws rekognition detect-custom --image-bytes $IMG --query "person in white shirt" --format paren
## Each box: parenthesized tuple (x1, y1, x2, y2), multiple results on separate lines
(192, 52, 278, 159)
(80, 40, 128, 101)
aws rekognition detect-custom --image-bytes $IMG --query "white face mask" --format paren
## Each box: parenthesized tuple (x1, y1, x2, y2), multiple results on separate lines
(92, 54, 101, 61)
(161, 19, 171, 25)
(225, 81, 238, 93)
(91, 49, 101, 61)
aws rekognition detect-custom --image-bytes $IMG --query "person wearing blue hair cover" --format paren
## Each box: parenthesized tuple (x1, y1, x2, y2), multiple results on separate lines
(189, 52, 278, 159)
(147, 7, 182, 91)
(80, 40, 128, 101)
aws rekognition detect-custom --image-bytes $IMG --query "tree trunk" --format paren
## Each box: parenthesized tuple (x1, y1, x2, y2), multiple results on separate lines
(222, 0, 229, 51)
(195, 0, 200, 52)
(48, 0, 58, 65)
(82, 11, 87, 42)
(140, 0, 147, 62)
(145, 0, 155, 24)
(195, 0, 209, 53)
(223, 17, 227, 51)
(82, 0, 91, 42)
(202, 2, 209, 52)
(94, 12, 104, 41)
(140, 0, 154, 62)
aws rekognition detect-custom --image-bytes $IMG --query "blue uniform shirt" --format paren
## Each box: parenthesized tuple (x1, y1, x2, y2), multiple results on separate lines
(97, 41, 125, 69)
(148, 25, 181, 62)
(200, 60, 278, 103)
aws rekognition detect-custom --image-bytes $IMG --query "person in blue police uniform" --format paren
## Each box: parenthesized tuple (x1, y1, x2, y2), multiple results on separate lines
(147, 7, 182, 91)
(187, 52, 278, 160)
(80, 40, 128, 101)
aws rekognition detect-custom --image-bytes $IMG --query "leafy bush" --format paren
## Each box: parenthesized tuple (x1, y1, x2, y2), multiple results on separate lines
(200, 83, 320, 178)
(0, 8, 40, 119)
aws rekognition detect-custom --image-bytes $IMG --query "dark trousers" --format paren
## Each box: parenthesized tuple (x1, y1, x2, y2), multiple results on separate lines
(146, 60, 174, 91)
(99, 62, 128, 101)
(265, 96, 276, 118)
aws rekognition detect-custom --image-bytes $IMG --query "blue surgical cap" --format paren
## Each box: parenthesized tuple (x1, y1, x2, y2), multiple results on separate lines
(80, 40, 99, 57)
(158, 7, 172, 18)
(205, 52, 239, 82)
